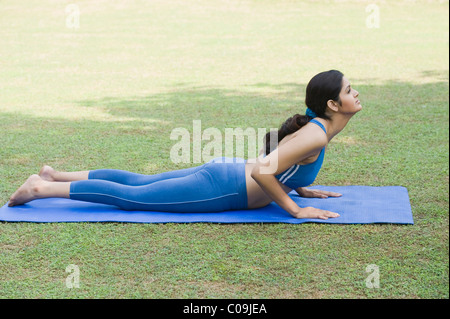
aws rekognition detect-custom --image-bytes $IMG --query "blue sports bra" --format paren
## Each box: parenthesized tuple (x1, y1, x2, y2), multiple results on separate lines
(274, 119, 327, 189)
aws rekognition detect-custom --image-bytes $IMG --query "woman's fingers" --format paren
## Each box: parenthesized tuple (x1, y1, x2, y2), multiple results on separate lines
(301, 189, 343, 199)
(323, 191, 342, 197)
(318, 210, 340, 219)
(315, 190, 342, 198)
(297, 207, 340, 219)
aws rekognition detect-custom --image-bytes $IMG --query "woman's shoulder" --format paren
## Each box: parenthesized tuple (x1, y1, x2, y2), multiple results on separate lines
(291, 120, 328, 147)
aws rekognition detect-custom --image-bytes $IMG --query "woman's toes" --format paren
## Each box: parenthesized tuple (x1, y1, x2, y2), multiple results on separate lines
(8, 174, 44, 206)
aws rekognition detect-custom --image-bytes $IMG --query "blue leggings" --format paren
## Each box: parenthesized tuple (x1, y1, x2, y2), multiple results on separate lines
(69, 157, 248, 213)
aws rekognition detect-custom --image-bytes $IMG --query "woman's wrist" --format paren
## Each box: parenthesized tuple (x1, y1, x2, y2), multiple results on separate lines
(296, 187, 307, 197)
(290, 206, 306, 218)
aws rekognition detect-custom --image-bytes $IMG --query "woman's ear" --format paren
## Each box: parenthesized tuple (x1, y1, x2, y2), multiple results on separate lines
(327, 99, 339, 113)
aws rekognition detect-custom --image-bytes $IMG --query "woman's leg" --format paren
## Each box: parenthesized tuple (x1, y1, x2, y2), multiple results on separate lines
(10, 162, 247, 212)
(40, 164, 208, 186)
(68, 162, 247, 212)
(39, 165, 89, 182)
(86, 165, 207, 186)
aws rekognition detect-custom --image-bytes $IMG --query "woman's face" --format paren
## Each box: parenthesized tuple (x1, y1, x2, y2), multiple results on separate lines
(337, 77, 362, 115)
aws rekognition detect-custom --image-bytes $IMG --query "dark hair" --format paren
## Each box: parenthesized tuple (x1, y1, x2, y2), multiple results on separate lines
(264, 70, 344, 155)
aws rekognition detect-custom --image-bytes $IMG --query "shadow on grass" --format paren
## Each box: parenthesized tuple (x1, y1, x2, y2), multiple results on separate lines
(73, 79, 449, 126)
(76, 84, 306, 130)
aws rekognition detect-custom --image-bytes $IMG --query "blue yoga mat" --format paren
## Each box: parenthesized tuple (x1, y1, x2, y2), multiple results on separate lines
(0, 186, 413, 224)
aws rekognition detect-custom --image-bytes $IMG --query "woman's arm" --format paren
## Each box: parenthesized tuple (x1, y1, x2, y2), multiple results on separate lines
(251, 125, 339, 219)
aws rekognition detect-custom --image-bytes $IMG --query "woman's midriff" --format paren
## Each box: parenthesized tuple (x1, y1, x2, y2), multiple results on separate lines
(244, 162, 291, 209)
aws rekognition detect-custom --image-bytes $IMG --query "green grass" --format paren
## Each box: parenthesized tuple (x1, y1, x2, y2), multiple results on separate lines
(0, 0, 448, 298)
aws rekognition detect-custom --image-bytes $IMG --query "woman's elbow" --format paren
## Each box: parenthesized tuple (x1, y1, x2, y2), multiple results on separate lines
(250, 168, 258, 179)
(251, 165, 271, 182)
(250, 166, 261, 181)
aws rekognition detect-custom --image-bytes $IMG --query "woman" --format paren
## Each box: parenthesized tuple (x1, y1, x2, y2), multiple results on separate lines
(8, 70, 361, 220)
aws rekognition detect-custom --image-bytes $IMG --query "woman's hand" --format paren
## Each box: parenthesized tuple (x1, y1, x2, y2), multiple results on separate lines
(292, 206, 340, 220)
(296, 187, 342, 199)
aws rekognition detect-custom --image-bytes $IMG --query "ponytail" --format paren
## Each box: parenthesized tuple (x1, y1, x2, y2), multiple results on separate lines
(264, 114, 314, 156)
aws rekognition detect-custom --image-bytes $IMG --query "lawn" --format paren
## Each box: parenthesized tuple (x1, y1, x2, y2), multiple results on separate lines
(0, 0, 448, 299)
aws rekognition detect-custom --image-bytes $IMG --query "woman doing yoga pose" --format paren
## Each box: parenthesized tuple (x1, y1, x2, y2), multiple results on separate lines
(8, 70, 361, 219)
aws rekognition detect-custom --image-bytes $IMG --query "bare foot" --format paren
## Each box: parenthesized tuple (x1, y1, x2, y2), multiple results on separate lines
(8, 174, 44, 207)
(39, 165, 55, 181)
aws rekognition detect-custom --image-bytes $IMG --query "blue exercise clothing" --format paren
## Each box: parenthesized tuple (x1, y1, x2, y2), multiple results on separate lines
(70, 157, 248, 213)
(274, 119, 327, 189)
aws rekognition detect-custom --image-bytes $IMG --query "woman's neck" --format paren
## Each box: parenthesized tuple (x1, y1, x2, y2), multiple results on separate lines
(320, 113, 354, 141)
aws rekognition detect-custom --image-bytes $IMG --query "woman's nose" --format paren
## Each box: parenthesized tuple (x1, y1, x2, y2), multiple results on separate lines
(354, 89, 359, 97)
